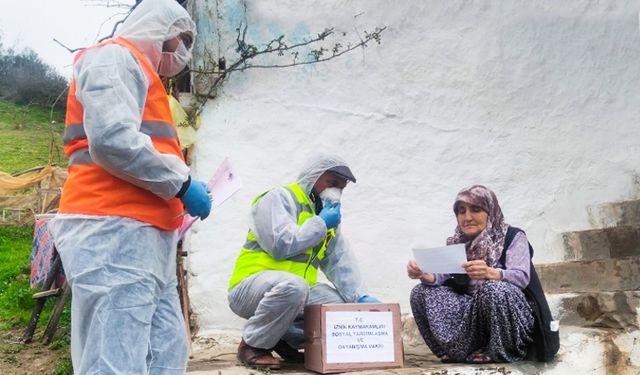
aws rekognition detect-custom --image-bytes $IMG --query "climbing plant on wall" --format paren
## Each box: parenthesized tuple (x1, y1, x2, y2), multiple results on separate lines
(190, 22, 386, 113)
(74, 0, 386, 160)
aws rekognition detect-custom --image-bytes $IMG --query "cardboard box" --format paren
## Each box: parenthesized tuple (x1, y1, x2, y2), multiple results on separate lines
(304, 303, 404, 374)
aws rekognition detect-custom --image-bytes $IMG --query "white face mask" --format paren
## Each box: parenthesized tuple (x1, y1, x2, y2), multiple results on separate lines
(319, 187, 342, 206)
(157, 40, 191, 77)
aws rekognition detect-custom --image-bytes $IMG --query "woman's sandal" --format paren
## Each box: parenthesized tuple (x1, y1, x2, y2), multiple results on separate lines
(466, 350, 493, 364)
(440, 354, 456, 363)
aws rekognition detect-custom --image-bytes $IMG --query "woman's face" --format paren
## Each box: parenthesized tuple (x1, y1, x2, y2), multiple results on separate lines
(456, 202, 488, 238)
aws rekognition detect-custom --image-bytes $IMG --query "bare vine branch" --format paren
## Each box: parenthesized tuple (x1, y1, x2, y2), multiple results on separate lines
(235, 24, 334, 61)
(95, 11, 133, 42)
(52, 39, 83, 54)
(81, 0, 137, 8)
(80, 2, 387, 127)
(194, 25, 387, 113)
(52, 1, 137, 53)
(98, 2, 140, 42)
(48, 86, 69, 165)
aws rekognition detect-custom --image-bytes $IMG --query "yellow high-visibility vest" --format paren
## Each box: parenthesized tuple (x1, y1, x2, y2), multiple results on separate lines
(228, 183, 334, 290)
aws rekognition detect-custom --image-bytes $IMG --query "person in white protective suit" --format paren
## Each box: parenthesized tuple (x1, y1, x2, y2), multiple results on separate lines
(48, 0, 210, 373)
(227, 153, 381, 369)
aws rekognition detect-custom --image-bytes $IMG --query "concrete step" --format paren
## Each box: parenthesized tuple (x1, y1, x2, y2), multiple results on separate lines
(547, 291, 640, 330)
(536, 256, 640, 293)
(186, 323, 640, 374)
(403, 322, 640, 375)
(587, 199, 640, 228)
(562, 225, 640, 261)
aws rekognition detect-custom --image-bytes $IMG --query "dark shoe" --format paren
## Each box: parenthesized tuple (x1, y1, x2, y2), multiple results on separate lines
(271, 340, 305, 363)
(237, 339, 280, 369)
(440, 354, 457, 363)
(465, 350, 494, 364)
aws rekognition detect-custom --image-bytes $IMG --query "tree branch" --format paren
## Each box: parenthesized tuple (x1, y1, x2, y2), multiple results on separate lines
(98, 2, 140, 42)
(52, 39, 83, 54)
(194, 25, 386, 113)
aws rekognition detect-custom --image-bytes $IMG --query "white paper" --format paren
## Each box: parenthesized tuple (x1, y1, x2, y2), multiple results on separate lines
(325, 311, 395, 364)
(412, 243, 467, 274)
(178, 158, 242, 238)
(206, 157, 243, 210)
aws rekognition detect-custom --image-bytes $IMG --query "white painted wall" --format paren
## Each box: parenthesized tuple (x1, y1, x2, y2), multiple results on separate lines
(186, 0, 640, 335)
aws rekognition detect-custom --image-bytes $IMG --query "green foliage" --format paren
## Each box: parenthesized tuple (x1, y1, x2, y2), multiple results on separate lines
(49, 355, 73, 375)
(0, 225, 72, 374)
(0, 34, 71, 375)
(49, 332, 72, 375)
(0, 45, 68, 108)
(0, 226, 36, 328)
(0, 98, 62, 125)
(0, 98, 66, 173)
(0, 344, 25, 354)
(0, 280, 35, 329)
(0, 226, 32, 283)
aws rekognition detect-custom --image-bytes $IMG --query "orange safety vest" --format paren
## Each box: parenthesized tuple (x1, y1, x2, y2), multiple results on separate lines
(59, 37, 185, 230)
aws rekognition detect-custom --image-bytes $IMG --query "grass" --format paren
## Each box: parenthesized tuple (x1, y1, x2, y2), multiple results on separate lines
(0, 226, 36, 328)
(0, 344, 25, 354)
(0, 99, 67, 174)
(0, 226, 72, 374)
(0, 98, 72, 374)
(50, 357, 73, 375)
(49, 336, 73, 375)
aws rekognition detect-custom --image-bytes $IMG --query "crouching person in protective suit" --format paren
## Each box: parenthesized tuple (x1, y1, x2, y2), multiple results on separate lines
(227, 153, 380, 369)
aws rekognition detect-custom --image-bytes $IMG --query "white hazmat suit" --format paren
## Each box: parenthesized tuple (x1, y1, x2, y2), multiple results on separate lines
(49, 0, 196, 373)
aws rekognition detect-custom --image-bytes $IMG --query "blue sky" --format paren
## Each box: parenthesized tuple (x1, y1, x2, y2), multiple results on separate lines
(0, 0, 135, 78)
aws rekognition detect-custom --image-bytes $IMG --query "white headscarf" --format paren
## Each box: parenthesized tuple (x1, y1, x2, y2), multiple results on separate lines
(114, 0, 196, 70)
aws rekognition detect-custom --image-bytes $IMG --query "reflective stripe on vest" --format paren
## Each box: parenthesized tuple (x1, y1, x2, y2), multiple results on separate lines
(68, 149, 93, 165)
(58, 36, 185, 230)
(64, 121, 178, 146)
(228, 183, 333, 290)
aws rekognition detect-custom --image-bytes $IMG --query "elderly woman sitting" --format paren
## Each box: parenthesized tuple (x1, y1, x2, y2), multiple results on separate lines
(407, 185, 534, 364)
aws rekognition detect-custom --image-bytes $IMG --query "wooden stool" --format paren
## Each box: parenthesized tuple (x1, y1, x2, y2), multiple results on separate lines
(23, 256, 70, 344)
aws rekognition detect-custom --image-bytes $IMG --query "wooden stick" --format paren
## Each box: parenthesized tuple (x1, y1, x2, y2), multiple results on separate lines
(177, 257, 194, 358)
(32, 288, 61, 299)
(42, 281, 71, 344)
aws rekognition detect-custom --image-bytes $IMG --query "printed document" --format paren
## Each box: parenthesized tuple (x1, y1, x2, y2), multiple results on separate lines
(412, 243, 467, 274)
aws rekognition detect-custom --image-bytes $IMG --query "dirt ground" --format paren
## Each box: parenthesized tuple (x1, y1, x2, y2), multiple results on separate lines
(186, 335, 442, 374)
(184, 336, 519, 375)
(0, 331, 521, 375)
(0, 327, 68, 375)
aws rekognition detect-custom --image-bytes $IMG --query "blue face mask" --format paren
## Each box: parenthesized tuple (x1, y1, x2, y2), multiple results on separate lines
(157, 40, 191, 77)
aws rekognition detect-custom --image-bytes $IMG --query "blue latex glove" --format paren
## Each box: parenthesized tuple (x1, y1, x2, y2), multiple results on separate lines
(181, 180, 211, 219)
(357, 295, 381, 303)
(318, 202, 341, 229)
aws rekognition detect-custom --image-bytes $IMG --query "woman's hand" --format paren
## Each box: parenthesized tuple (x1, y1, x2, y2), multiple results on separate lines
(463, 260, 502, 280)
(407, 259, 423, 279)
(407, 260, 435, 283)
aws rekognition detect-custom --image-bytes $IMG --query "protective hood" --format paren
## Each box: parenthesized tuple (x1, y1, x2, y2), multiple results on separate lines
(114, 0, 196, 71)
(296, 153, 353, 195)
